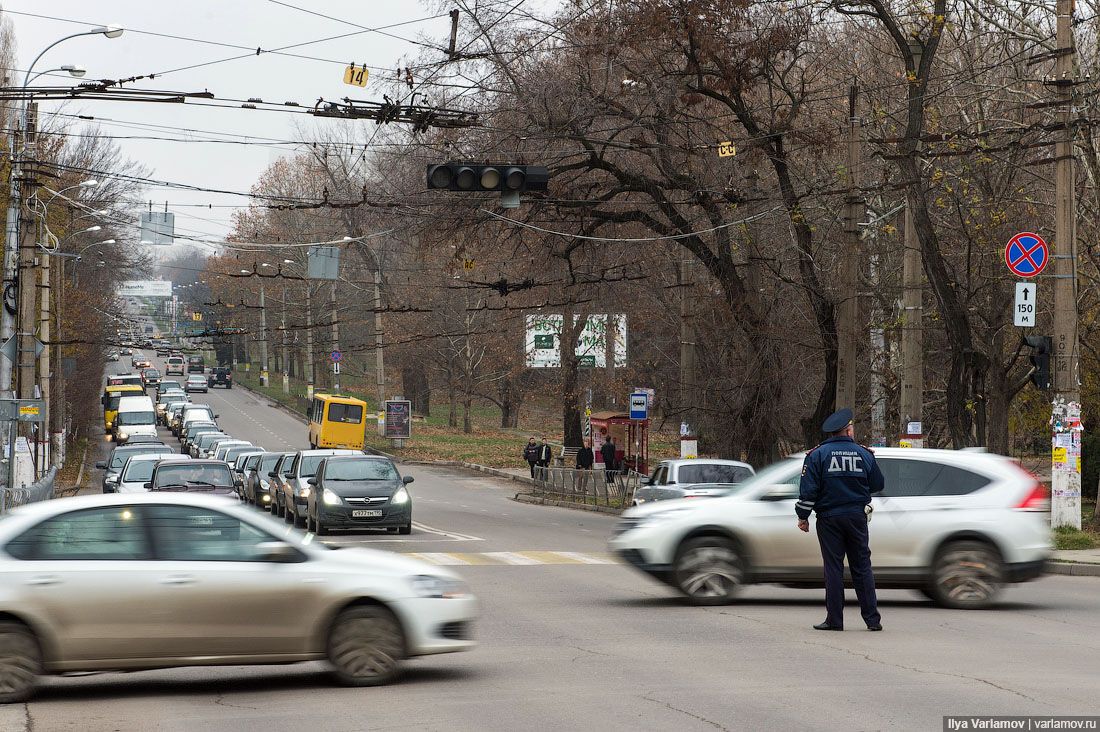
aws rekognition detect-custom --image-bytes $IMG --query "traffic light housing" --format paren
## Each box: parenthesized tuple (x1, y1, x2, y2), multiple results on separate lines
(426, 163, 548, 206)
(1024, 335, 1051, 390)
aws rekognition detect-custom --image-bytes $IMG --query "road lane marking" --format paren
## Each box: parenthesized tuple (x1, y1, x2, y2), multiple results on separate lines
(395, 551, 619, 566)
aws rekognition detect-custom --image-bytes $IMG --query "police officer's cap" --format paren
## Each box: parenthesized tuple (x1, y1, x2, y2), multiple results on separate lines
(822, 408, 854, 433)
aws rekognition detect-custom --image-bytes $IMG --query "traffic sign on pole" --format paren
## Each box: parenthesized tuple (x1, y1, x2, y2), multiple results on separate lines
(1014, 282, 1037, 327)
(331, 350, 342, 362)
(333, 362, 341, 375)
(629, 392, 648, 420)
(1004, 232, 1049, 278)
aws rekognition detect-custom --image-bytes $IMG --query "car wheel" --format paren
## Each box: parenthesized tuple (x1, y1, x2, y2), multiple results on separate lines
(326, 605, 404, 687)
(928, 540, 1004, 609)
(673, 536, 744, 606)
(285, 505, 295, 524)
(316, 516, 329, 536)
(0, 622, 41, 704)
(399, 523, 412, 535)
(293, 509, 306, 529)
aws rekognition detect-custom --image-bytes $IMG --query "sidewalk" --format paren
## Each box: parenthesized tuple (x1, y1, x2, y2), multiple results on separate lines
(1050, 549, 1100, 576)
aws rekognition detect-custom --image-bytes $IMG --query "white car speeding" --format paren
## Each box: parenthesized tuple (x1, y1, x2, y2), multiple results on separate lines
(0, 492, 476, 702)
(610, 449, 1051, 609)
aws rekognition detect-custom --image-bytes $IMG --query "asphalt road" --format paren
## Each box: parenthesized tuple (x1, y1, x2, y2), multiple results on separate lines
(6, 356, 1100, 731)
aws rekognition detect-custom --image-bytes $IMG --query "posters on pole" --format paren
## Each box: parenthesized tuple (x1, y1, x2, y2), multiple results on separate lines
(119, 280, 172, 298)
(525, 314, 627, 368)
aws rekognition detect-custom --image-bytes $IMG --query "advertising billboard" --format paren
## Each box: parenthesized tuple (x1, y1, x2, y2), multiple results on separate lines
(119, 280, 173, 298)
(525, 314, 627, 368)
(384, 400, 412, 439)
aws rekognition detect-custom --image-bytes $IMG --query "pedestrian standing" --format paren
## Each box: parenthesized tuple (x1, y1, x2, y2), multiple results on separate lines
(600, 436, 617, 484)
(536, 437, 553, 476)
(523, 437, 539, 478)
(796, 408, 884, 632)
(575, 439, 594, 493)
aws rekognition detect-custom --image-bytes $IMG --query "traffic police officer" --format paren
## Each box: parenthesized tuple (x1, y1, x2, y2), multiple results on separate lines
(796, 408, 884, 631)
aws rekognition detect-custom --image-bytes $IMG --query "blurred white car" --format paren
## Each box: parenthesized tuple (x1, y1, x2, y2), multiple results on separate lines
(0, 492, 476, 702)
(610, 449, 1051, 609)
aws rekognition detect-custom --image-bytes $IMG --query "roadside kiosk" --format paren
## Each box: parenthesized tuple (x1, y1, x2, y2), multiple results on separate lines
(589, 411, 649, 476)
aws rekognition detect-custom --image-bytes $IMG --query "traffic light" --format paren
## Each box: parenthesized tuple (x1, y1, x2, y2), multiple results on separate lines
(426, 163, 548, 207)
(1024, 335, 1051, 390)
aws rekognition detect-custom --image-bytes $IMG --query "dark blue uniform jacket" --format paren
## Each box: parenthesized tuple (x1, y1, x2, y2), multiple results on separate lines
(796, 435, 884, 520)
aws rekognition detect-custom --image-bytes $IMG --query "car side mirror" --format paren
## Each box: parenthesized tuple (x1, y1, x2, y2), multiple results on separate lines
(307, 477, 317, 486)
(143, 482, 152, 490)
(95, 461, 106, 469)
(402, 476, 414, 485)
(268, 471, 277, 478)
(639, 477, 651, 486)
(760, 485, 798, 502)
(256, 541, 302, 563)
(214, 414, 220, 419)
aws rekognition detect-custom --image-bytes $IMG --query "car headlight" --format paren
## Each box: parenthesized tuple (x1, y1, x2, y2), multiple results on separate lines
(298, 483, 312, 498)
(322, 488, 342, 505)
(410, 575, 468, 599)
(117, 431, 129, 441)
(391, 487, 409, 505)
(632, 508, 693, 529)
(260, 479, 270, 490)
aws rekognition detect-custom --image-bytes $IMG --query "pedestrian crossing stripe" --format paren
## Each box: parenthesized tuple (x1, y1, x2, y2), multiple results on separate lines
(401, 551, 619, 566)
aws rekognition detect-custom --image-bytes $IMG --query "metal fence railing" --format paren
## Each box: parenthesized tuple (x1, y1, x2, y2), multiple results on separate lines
(531, 466, 643, 508)
(0, 466, 58, 514)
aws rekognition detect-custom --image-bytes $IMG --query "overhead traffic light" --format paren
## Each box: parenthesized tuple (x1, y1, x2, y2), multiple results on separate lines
(1024, 335, 1051, 390)
(426, 162, 548, 207)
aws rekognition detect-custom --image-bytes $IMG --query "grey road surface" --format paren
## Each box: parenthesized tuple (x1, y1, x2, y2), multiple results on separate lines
(6, 357, 1099, 731)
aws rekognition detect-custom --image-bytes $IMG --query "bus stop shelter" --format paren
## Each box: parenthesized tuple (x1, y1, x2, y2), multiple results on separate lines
(590, 411, 649, 476)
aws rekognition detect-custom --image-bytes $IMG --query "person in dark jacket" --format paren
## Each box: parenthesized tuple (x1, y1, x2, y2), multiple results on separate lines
(575, 440, 595, 492)
(523, 437, 539, 478)
(536, 437, 553, 473)
(600, 437, 617, 483)
(797, 408, 885, 632)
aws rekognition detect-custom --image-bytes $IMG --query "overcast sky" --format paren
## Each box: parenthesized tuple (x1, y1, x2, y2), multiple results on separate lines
(5, 1, 453, 251)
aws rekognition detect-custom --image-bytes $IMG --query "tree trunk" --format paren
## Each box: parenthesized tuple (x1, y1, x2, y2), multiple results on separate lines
(401, 364, 430, 416)
(462, 395, 472, 433)
(499, 374, 519, 429)
(561, 304, 585, 448)
(447, 383, 458, 428)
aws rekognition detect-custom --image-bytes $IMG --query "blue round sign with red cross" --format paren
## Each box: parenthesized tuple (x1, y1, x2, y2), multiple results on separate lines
(1004, 232, 1048, 278)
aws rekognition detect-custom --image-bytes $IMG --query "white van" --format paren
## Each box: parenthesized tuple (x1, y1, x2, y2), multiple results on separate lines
(113, 395, 157, 443)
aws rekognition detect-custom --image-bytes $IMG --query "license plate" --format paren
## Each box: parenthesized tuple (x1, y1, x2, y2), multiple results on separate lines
(352, 509, 383, 518)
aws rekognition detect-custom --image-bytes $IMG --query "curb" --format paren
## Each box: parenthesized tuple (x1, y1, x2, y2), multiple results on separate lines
(512, 492, 624, 516)
(1047, 561, 1100, 577)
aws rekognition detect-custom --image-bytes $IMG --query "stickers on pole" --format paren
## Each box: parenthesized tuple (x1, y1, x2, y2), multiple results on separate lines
(1014, 282, 1036, 327)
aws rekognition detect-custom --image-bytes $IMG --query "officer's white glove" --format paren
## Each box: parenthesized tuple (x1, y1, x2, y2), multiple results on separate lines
(865, 503, 874, 523)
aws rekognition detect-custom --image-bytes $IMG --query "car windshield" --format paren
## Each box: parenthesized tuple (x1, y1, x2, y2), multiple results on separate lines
(260, 454, 284, 472)
(154, 463, 234, 487)
(116, 411, 155, 425)
(198, 434, 226, 447)
(110, 446, 170, 469)
(122, 459, 160, 481)
(678, 464, 754, 484)
(721, 458, 801, 495)
(144, 370, 160, 378)
(184, 409, 213, 420)
(299, 455, 330, 477)
(327, 403, 363, 423)
(324, 459, 399, 481)
(159, 392, 184, 404)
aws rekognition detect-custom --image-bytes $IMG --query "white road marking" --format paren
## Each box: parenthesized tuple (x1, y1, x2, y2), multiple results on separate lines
(482, 551, 542, 565)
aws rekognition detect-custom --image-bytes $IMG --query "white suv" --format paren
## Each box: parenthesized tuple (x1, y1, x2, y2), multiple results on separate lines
(609, 449, 1051, 609)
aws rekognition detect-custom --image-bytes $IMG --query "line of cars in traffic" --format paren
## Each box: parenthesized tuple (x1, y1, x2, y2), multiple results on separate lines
(0, 358, 477, 702)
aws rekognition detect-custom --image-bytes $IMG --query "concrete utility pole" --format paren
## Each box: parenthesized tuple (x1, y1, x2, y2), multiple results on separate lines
(38, 240, 51, 469)
(330, 280, 340, 392)
(281, 282, 289, 394)
(304, 284, 315, 400)
(679, 257, 695, 439)
(1051, 0, 1081, 528)
(258, 282, 268, 387)
(373, 264, 384, 409)
(836, 83, 862, 412)
(900, 43, 924, 448)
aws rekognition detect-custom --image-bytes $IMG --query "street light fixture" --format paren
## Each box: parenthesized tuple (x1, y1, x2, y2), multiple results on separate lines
(59, 65, 86, 78)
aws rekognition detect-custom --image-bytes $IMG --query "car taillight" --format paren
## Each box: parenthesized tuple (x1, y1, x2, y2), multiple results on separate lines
(1015, 482, 1050, 511)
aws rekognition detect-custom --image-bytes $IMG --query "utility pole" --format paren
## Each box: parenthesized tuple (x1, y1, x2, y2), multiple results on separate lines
(330, 280, 340, 392)
(258, 282, 268, 387)
(679, 257, 695, 445)
(1051, 0, 1081, 528)
(373, 264, 384, 409)
(281, 281, 289, 394)
(38, 243, 50, 469)
(52, 249, 64, 467)
(16, 104, 39, 475)
(304, 283, 315, 400)
(900, 44, 924, 449)
(836, 83, 862, 412)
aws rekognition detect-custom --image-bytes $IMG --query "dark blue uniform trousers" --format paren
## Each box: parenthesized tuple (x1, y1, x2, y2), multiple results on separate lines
(815, 513, 881, 628)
